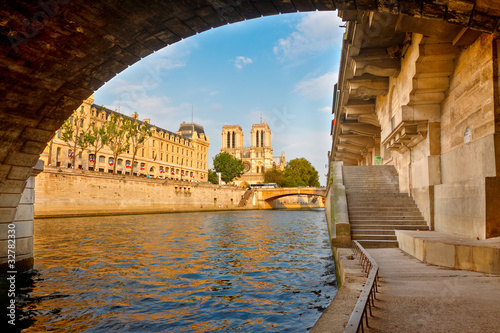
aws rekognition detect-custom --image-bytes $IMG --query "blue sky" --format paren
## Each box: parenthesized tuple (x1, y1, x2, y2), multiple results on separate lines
(94, 11, 343, 185)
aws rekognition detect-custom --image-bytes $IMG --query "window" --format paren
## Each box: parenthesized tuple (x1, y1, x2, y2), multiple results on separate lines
(99, 155, 105, 163)
(142, 149, 145, 157)
(160, 142, 163, 150)
(81, 106, 84, 113)
(57, 130, 61, 139)
(227, 132, 231, 148)
(261, 131, 264, 147)
(117, 159, 123, 165)
(232, 131, 235, 148)
(256, 130, 259, 147)
(80, 119, 84, 127)
(160, 153, 163, 161)
(152, 140, 155, 147)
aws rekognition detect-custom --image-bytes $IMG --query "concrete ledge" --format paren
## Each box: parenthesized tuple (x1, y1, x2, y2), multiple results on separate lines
(311, 248, 367, 333)
(396, 230, 500, 274)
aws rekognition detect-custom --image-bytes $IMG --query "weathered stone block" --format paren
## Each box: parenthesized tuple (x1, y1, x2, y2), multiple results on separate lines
(0, 179, 27, 194)
(472, 246, 500, 274)
(455, 244, 473, 271)
(426, 241, 456, 267)
(7, 166, 32, 181)
(14, 204, 34, 222)
(0, 237, 32, 257)
(0, 208, 16, 223)
(19, 187, 34, 204)
(0, 220, 33, 239)
(0, 193, 22, 207)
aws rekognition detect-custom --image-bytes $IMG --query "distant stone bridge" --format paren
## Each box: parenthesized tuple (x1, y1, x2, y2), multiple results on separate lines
(253, 187, 327, 209)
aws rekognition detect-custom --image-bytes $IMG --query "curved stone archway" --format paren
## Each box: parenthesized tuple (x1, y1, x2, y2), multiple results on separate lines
(2, 1, 500, 270)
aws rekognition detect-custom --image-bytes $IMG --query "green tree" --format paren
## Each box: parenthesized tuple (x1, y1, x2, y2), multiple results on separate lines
(86, 113, 110, 171)
(60, 107, 92, 168)
(105, 113, 130, 173)
(213, 152, 244, 184)
(208, 169, 219, 184)
(264, 167, 285, 185)
(126, 112, 152, 175)
(282, 158, 320, 187)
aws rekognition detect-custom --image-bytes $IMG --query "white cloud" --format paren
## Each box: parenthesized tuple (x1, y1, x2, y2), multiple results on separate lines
(234, 56, 253, 69)
(274, 11, 343, 63)
(293, 71, 337, 100)
(319, 106, 331, 113)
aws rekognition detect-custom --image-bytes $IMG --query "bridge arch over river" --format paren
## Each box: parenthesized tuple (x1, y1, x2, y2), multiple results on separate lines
(2, 1, 500, 270)
(253, 187, 327, 209)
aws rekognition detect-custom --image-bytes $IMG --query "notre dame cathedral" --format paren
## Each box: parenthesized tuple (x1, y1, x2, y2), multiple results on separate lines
(221, 121, 285, 186)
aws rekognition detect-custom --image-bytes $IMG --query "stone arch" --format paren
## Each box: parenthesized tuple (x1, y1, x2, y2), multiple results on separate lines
(2, 1, 500, 270)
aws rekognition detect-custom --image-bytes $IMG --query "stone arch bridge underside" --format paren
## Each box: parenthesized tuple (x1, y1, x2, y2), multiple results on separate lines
(2, 1, 500, 270)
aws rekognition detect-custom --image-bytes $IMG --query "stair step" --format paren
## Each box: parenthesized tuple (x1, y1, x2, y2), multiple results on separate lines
(350, 219, 428, 225)
(351, 225, 429, 230)
(350, 215, 425, 221)
(351, 229, 396, 235)
(353, 234, 397, 240)
(349, 211, 423, 216)
(355, 240, 399, 248)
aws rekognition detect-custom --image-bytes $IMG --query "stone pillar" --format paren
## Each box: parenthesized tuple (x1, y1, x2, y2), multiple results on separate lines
(0, 160, 44, 273)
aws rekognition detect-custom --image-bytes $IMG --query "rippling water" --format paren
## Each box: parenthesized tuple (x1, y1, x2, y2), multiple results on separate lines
(3, 210, 336, 332)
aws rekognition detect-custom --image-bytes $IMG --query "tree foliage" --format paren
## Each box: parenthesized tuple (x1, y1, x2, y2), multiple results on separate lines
(264, 167, 285, 185)
(126, 112, 152, 174)
(60, 107, 92, 167)
(208, 169, 219, 184)
(213, 152, 245, 184)
(105, 114, 130, 173)
(263, 157, 320, 187)
(86, 107, 110, 170)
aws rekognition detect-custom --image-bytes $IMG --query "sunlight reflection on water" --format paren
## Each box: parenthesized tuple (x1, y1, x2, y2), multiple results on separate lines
(10, 210, 336, 332)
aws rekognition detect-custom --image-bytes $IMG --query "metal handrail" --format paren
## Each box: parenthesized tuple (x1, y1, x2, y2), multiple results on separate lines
(344, 241, 379, 333)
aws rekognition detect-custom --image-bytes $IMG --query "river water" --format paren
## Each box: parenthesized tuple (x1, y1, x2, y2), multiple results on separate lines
(4, 210, 336, 332)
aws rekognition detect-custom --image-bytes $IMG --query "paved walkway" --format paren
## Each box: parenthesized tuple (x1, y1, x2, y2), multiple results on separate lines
(365, 248, 500, 332)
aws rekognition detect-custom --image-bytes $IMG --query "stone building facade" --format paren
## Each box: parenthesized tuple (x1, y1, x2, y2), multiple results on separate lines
(330, 12, 500, 240)
(40, 95, 210, 182)
(221, 122, 284, 185)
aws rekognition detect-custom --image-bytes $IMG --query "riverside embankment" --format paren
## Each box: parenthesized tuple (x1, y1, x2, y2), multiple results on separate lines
(35, 167, 247, 217)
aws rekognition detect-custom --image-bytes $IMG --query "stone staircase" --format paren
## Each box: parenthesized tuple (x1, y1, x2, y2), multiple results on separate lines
(343, 165, 429, 248)
(237, 188, 253, 207)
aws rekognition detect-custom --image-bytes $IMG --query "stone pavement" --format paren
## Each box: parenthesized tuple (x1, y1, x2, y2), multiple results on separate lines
(365, 248, 500, 332)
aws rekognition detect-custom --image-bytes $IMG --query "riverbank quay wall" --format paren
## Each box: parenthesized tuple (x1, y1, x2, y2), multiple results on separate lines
(330, 11, 500, 241)
(35, 167, 247, 217)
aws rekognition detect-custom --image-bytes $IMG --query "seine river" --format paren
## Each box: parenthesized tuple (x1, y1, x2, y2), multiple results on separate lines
(3, 210, 336, 332)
